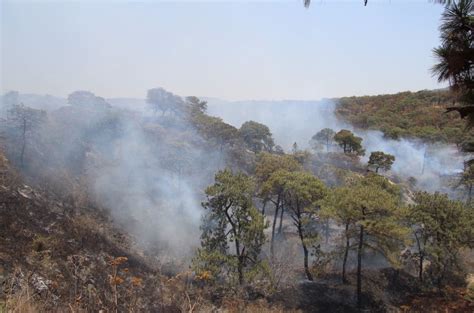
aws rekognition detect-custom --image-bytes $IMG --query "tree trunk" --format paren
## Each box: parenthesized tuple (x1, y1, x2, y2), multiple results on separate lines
(235, 239, 244, 285)
(270, 195, 280, 259)
(468, 184, 472, 205)
(297, 221, 313, 281)
(419, 254, 424, 282)
(357, 224, 364, 309)
(324, 220, 330, 244)
(278, 205, 284, 234)
(261, 200, 267, 216)
(414, 232, 423, 282)
(342, 222, 350, 284)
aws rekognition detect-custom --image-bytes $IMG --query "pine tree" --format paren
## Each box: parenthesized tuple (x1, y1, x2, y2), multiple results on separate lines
(193, 169, 267, 285)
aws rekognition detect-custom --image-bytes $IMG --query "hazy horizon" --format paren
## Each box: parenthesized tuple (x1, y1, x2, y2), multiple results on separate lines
(2, 1, 447, 101)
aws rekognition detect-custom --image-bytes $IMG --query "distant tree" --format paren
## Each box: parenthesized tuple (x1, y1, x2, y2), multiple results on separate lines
(185, 96, 207, 114)
(274, 145, 285, 155)
(1, 91, 19, 117)
(146, 87, 184, 116)
(239, 120, 275, 153)
(6, 104, 46, 167)
(367, 151, 395, 173)
(193, 169, 267, 285)
(409, 192, 474, 286)
(193, 114, 239, 150)
(2, 91, 19, 107)
(334, 129, 365, 156)
(280, 171, 327, 280)
(311, 128, 335, 152)
(292, 142, 299, 154)
(67, 90, 111, 109)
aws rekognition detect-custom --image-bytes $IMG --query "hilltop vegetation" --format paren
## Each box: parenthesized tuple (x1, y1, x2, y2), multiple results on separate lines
(336, 89, 473, 145)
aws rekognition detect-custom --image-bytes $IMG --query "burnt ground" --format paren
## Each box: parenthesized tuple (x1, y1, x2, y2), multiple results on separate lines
(271, 268, 473, 312)
(0, 151, 168, 311)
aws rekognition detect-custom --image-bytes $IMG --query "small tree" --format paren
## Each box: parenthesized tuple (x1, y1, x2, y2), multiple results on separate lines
(334, 129, 365, 156)
(193, 114, 239, 150)
(325, 175, 406, 307)
(256, 153, 302, 257)
(239, 120, 275, 153)
(146, 87, 184, 116)
(185, 96, 207, 114)
(311, 128, 335, 152)
(281, 171, 327, 281)
(351, 182, 407, 308)
(322, 186, 357, 284)
(6, 104, 46, 167)
(67, 90, 111, 109)
(193, 169, 266, 285)
(409, 191, 474, 286)
(367, 151, 395, 173)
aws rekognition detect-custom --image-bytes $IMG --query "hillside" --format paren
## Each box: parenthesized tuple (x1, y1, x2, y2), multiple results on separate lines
(1, 87, 473, 312)
(335, 90, 472, 145)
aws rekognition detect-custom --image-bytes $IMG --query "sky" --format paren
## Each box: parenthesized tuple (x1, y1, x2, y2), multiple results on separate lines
(1, 0, 447, 101)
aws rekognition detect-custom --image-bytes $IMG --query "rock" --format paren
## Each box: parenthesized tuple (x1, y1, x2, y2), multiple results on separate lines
(31, 273, 51, 294)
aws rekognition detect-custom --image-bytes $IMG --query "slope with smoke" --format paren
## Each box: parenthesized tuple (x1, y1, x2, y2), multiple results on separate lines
(206, 98, 466, 194)
(88, 117, 223, 258)
(0, 92, 224, 259)
(1, 91, 467, 260)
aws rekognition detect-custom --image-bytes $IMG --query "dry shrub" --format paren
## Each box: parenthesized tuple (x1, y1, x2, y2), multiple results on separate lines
(2, 268, 44, 313)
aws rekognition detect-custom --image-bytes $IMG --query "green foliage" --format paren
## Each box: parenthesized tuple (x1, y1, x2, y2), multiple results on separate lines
(433, 0, 474, 104)
(360, 173, 401, 198)
(325, 178, 407, 262)
(255, 152, 302, 185)
(185, 96, 207, 114)
(323, 175, 408, 292)
(367, 151, 395, 173)
(310, 128, 336, 152)
(6, 104, 47, 167)
(67, 90, 111, 109)
(191, 113, 239, 149)
(456, 163, 474, 203)
(409, 191, 474, 286)
(239, 121, 275, 153)
(280, 171, 327, 280)
(334, 129, 365, 156)
(193, 169, 267, 285)
(336, 90, 472, 144)
(146, 87, 184, 115)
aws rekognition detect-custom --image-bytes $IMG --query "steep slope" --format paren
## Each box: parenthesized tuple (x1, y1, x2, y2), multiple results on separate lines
(0, 149, 166, 311)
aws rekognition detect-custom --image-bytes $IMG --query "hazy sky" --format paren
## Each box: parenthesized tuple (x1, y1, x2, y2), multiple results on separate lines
(1, 1, 446, 100)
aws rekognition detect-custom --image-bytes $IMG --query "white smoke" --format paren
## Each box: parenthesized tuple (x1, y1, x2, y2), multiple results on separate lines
(206, 98, 466, 194)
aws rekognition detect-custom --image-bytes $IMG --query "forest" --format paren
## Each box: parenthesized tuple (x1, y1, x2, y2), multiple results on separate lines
(1, 0, 474, 313)
(336, 89, 471, 143)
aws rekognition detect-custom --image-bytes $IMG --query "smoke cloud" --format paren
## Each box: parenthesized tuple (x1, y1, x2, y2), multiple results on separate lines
(206, 98, 466, 195)
(0, 92, 224, 259)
